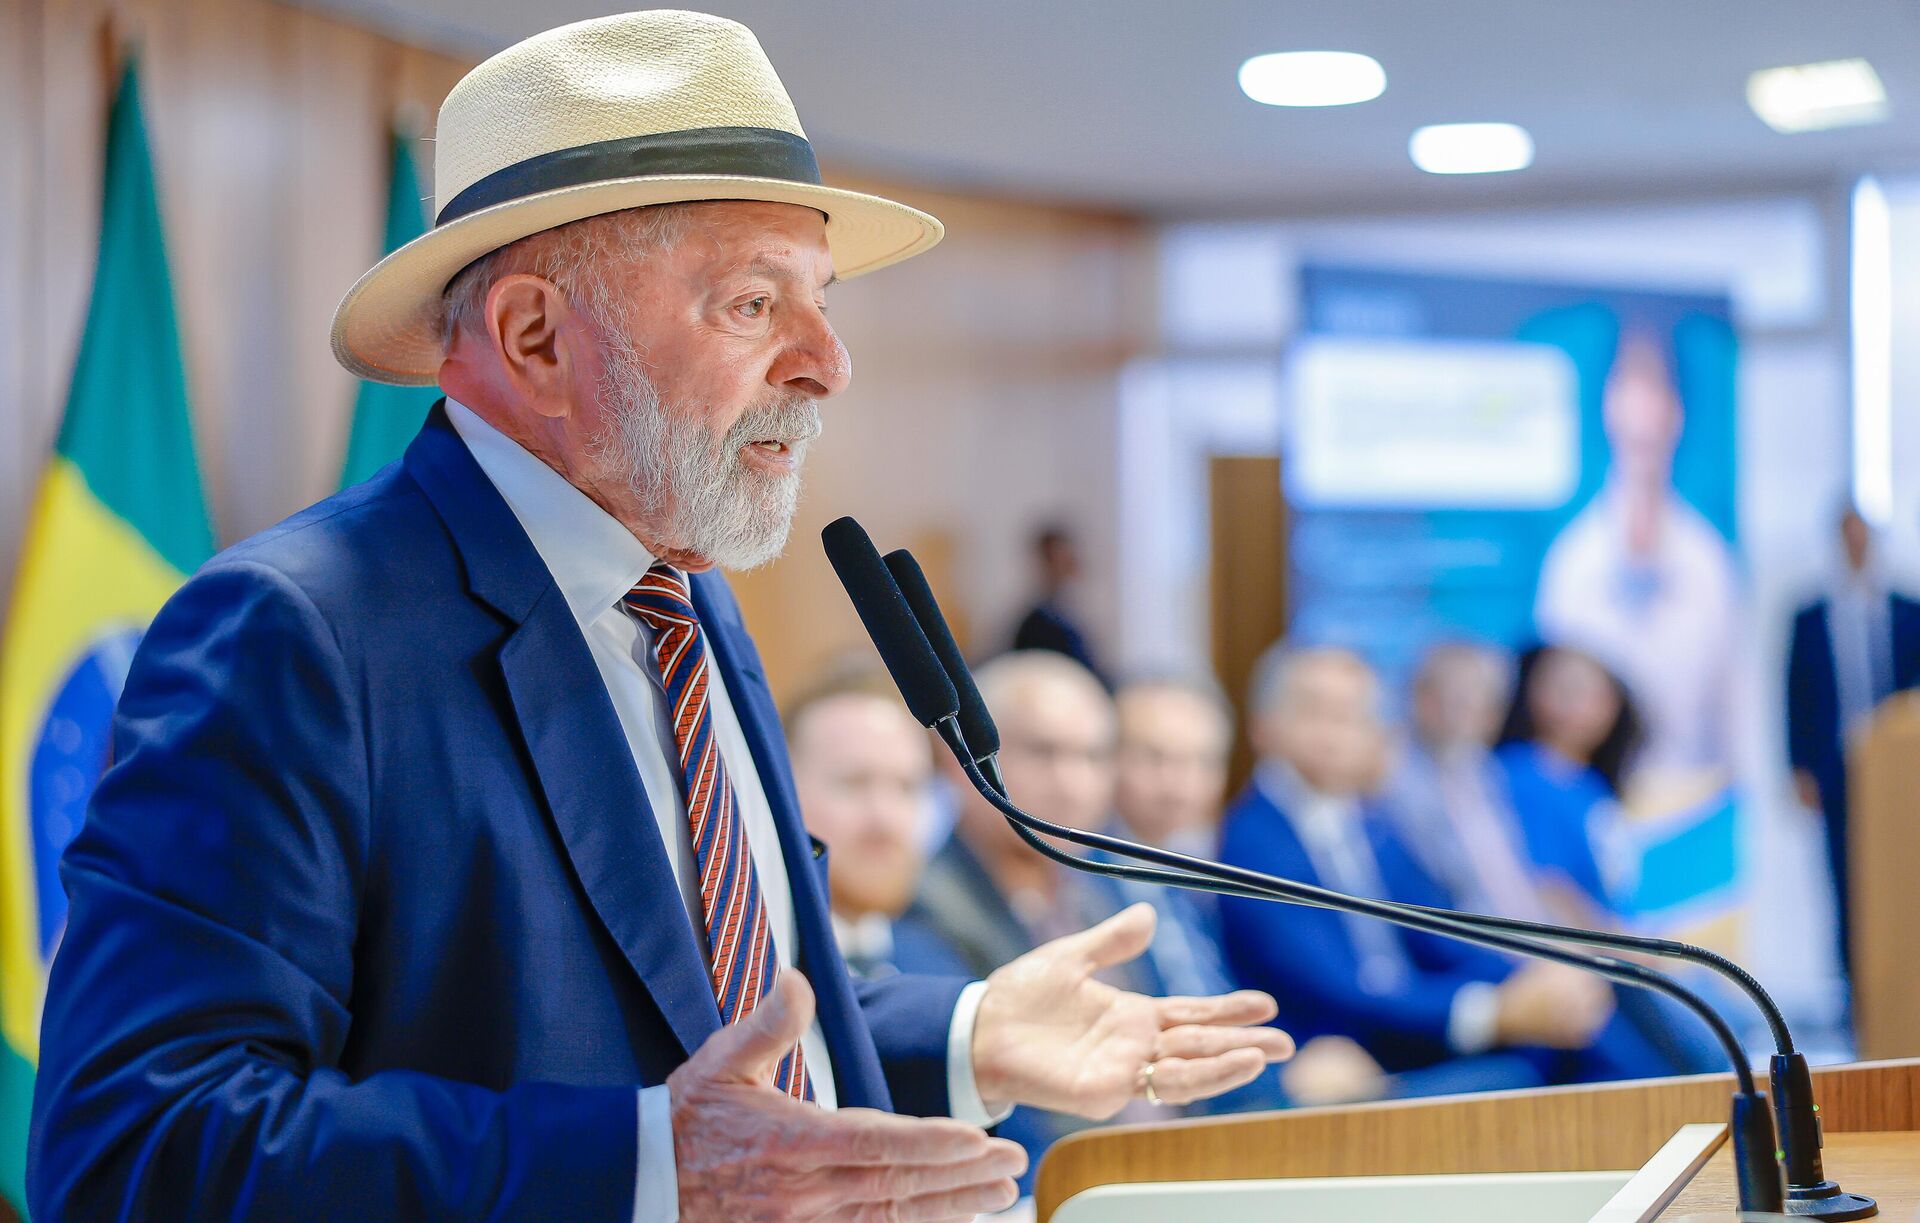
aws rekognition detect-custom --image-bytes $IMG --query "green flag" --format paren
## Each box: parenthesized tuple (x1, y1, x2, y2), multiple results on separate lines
(338, 130, 437, 488)
(0, 60, 213, 1217)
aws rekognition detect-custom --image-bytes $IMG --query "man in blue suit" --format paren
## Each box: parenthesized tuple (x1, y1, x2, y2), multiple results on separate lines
(1786, 504, 1920, 979)
(1218, 646, 1680, 1095)
(27, 14, 1291, 1221)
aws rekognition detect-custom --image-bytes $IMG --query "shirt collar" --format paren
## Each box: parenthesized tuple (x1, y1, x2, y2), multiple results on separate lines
(446, 399, 655, 628)
(1254, 761, 1357, 842)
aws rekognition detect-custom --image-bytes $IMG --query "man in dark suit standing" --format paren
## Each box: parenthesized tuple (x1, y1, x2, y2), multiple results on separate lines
(27, 13, 1290, 1221)
(1786, 504, 1920, 980)
(1010, 524, 1106, 684)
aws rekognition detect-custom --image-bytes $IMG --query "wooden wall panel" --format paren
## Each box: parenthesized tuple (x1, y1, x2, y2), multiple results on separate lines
(0, 0, 44, 615)
(0, 0, 1150, 706)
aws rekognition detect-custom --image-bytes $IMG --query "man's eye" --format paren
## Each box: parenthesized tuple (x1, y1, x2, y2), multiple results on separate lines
(740, 296, 770, 318)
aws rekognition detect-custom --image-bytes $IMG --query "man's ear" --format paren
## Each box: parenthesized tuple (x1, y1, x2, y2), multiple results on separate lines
(485, 273, 575, 419)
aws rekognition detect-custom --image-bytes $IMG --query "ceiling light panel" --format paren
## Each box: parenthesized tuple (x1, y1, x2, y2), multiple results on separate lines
(1748, 58, 1889, 134)
(1409, 122, 1535, 175)
(1239, 51, 1386, 108)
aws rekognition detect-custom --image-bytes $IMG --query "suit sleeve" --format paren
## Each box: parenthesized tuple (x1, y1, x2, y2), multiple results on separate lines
(28, 562, 635, 1223)
(851, 973, 970, 1118)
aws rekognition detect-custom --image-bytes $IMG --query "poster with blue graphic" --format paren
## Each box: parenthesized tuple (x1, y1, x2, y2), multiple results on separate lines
(1288, 264, 1741, 937)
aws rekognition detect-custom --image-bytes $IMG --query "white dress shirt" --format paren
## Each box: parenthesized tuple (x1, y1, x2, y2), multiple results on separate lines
(447, 402, 996, 1222)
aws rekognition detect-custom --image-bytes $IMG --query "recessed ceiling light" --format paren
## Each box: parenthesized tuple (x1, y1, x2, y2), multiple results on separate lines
(1748, 58, 1888, 134)
(1238, 51, 1386, 108)
(1409, 123, 1534, 175)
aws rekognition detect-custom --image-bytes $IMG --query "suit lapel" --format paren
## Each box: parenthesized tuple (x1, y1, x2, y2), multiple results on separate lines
(691, 571, 893, 1110)
(406, 405, 720, 1060)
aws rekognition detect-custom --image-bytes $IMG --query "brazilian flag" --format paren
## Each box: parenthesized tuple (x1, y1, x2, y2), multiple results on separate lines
(339, 127, 436, 488)
(0, 62, 212, 1214)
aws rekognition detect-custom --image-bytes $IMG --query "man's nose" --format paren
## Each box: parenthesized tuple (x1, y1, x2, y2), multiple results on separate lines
(770, 308, 851, 398)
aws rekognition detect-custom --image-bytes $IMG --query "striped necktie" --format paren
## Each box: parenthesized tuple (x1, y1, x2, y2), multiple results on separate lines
(623, 563, 813, 1101)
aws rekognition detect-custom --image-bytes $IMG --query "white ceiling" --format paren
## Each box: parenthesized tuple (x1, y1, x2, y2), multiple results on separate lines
(297, 0, 1920, 216)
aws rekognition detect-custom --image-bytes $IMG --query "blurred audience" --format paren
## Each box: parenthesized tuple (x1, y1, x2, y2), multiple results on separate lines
(1218, 643, 1690, 1099)
(785, 669, 969, 979)
(1786, 503, 1920, 978)
(901, 650, 1148, 1187)
(1010, 523, 1106, 684)
(1394, 642, 1724, 1074)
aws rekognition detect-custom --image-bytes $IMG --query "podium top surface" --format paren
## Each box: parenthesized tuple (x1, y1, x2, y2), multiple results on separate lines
(1662, 1130, 1920, 1219)
(1035, 1059, 1920, 1221)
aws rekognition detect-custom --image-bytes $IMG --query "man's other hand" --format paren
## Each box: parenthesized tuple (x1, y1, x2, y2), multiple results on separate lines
(670, 972, 1025, 1222)
(1493, 961, 1614, 1050)
(970, 903, 1295, 1119)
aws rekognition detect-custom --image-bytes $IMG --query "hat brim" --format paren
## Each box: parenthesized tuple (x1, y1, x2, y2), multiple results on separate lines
(330, 175, 943, 386)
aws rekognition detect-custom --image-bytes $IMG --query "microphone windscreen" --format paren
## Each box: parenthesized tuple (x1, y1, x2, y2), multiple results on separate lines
(821, 517, 960, 728)
(884, 549, 1001, 759)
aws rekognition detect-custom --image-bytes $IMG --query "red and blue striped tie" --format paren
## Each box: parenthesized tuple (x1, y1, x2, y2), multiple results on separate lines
(624, 563, 814, 1101)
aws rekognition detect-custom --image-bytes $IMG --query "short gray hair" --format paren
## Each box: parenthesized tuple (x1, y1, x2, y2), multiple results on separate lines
(1249, 641, 1376, 718)
(439, 204, 697, 349)
(1115, 670, 1233, 733)
(974, 650, 1112, 730)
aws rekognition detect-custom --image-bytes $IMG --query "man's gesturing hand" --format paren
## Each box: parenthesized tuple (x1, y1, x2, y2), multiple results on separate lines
(970, 903, 1295, 1119)
(669, 972, 1025, 1222)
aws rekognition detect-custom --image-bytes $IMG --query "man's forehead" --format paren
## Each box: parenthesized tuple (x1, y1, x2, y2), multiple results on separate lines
(676, 201, 835, 276)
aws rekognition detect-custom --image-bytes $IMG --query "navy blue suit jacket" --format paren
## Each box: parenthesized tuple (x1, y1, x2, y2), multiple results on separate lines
(29, 407, 969, 1221)
(1216, 783, 1516, 1074)
(1785, 591, 1920, 820)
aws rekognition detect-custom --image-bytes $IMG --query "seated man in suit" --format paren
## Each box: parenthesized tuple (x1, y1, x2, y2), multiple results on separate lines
(904, 652, 1257, 1187)
(1786, 502, 1920, 980)
(1218, 644, 1677, 1097)
(1101, 674, 1238, 993)
(785, 667, 969, 980)
(27, 15, 1292, 1220)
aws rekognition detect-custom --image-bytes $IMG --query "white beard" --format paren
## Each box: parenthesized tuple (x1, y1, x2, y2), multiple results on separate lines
(590, 342, 822, 571)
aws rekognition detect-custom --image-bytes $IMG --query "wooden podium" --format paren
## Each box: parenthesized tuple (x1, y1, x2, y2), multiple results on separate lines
(1852, 692, 1920, 1061)
(1036, 1059, 1920, 1220)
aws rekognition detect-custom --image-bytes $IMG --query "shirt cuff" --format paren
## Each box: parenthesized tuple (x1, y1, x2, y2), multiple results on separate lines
(946, 980, 1014, 1127)
(634, 1084, 677, 1223)
(1448, 981, 1501, 1055)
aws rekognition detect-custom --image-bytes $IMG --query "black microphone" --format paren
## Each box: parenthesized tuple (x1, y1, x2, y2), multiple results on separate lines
(821, 517, 960, 730)
(823, 522, 1790, 1216)
(878, 539, 1870, 1219)
(882, 549, 1003, 793)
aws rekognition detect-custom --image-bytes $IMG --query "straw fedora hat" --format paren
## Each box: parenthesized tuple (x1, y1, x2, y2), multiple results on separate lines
(331, 9, 944, 386)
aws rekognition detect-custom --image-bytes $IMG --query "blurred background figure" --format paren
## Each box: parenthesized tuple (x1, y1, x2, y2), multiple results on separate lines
(1494, 643, 1645, 927)
(1099, 675, 1236, 1000)
(1010, 523, 1105, 684)
(1382, 642, 1544, 921)
(1535, 334, 1742, 778)
(785, 669, 968, 980)
(1219, 643, 1700, 1100)
(1786, 503, 1920, 980)
(902, 650, 1149, 1189)
(1111, 674, 1233, 861)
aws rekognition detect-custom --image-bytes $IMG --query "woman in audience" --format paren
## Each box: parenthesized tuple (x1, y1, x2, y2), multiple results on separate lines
(1494, 643, 1643, 920)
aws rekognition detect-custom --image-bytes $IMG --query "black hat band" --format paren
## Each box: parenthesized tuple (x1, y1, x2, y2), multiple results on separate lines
(435, 125, 822, 226)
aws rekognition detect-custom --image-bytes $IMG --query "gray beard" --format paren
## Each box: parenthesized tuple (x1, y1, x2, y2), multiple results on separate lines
(590, 345, 822, 571)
